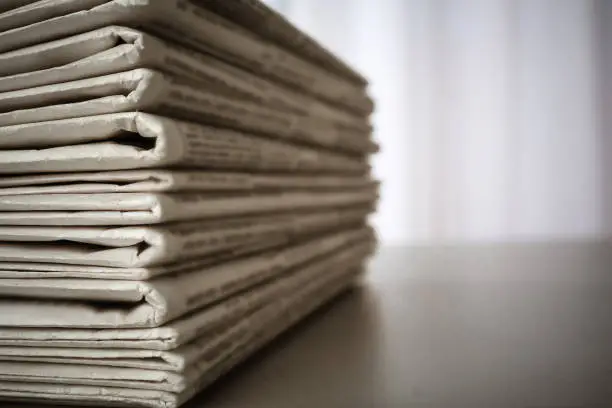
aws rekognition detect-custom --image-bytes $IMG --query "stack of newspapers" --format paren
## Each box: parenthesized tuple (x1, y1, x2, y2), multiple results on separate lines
(0, 1, 378, 407)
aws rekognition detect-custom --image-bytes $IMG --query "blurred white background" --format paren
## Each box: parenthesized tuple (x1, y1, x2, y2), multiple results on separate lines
(265, 0, 611, 246)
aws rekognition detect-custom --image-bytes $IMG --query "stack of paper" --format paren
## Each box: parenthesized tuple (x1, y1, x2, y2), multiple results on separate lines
(0, 1, 377, 407)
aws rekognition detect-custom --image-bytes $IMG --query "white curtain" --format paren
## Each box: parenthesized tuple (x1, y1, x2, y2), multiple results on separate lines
(266, 0, 607, 246)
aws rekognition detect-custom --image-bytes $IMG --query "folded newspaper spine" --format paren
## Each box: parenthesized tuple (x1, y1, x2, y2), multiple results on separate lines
(0, 268, 362, 408)
(0, 228, 374, 328)
(0, 220, 373, 280)
(0, 187, 377, 225)
(0, 245, 366, 351)
(0, 0, 373, 114)
(0, 261, 364, 395)
(0, 112, 369, 174)
(0, 68, 373, 154)
(0, 170, 375, 195)
(0, 207, 370, 267)
(0, 241, 364, 372)
(0, 26, 371, 136)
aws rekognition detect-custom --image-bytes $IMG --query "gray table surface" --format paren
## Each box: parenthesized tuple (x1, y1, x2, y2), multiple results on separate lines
(17, 242, 612, 407)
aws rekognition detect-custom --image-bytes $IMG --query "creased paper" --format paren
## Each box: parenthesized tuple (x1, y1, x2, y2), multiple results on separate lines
(0, 186, 377, 225)
(0, 266, 361, 408)
(0, 68, 375, 155)
(0, 170, 374, 195)
(0, 250, 364, 376)
(0, 228, 373, 327)
(0, 207, 370, 267)
(0, 26, 371, 137)
(0, 112, 372, 175)
(0, 0, 373, 114)
(0, 248, 366, 351)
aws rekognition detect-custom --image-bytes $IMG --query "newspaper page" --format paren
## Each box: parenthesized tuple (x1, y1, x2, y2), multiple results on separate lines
(0, 207, 370, 267)
(0, 227, 372, 328)
(0, 268, 362, 408)
(0, 220, 370, 280)
(0, 0, 373, 114)
(0, 261, 365, 397)
(0, 26, 372, 136)
(0, 185, 377, 225)
(0, 245, 370, 350)
(0, 26, 133, 90)
(0, 170, 375, 195)
(0, 270, 283, 350)
(197, 0, 368, 86)
(0, 222, 366, 280)
(0, 113, 369, 175)
(0, 69, 375, 154)
(0, 244, 367, 371)
(0, 0, 108, 34)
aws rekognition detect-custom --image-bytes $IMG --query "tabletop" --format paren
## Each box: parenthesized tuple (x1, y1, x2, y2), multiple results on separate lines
(17, 242, 612, 407)
(189, 242, 612, 408)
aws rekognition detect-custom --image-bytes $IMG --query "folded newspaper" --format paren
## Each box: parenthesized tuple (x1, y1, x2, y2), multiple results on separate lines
(0, 68, 375, 155)
(0, 0, 373, 114)
(0, 1, 376, 406)
(0, 227, 373, 327)
(0, 225, 369, 280)
(0, 244, 370, 351)
(0, 26, 371, 137)
(0, 186, 377, 225)
(0, 265, 343, 394)
(0, 266, 363, 408)
(0, 170, 374, 196)
(0, 245, 366, 370)
(0, 243, 366, 362)
(0, 219, 374, 279)
(0, 113, 371, 175)
(0, 207, 370, 267)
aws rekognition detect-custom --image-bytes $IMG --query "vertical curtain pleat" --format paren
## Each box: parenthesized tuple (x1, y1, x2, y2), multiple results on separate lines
(267, 0, 603, 245)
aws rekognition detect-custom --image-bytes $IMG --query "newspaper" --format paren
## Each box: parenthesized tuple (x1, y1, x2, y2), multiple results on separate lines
(0, 247, 362, 369)
(0, 268, 361, 408)
(0, 243, 370, 351)
(0, 227, 371, 303)
(0, 247, 363, 363)
(197, 0, 368, 86)
(0, 270, 351, 395)
(0, 0, 373, 114)
(0, 249, 364, 377)
(0, 186, 377, 225)
(0, 216, 371, 280)
(0, 217, 373, 280)
(0, 113, 369, 175)
(0, 207, 370, 267)
(0, 69, 376, 154)
(0, 227, 373, 328)
(0, 170, 375, 195)
(0, 26, 372, 135)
